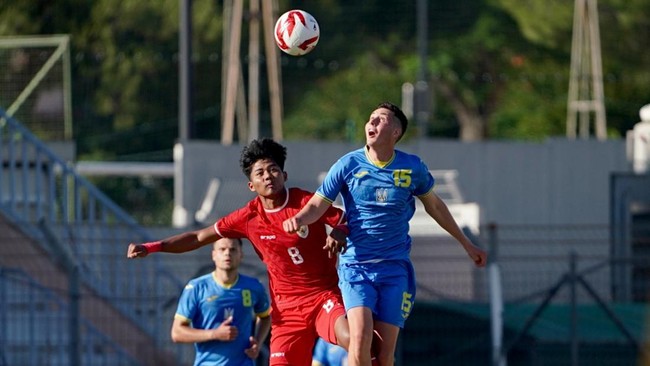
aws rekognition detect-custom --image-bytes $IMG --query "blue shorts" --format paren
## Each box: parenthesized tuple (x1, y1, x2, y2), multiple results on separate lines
(338, 260, 416, 328)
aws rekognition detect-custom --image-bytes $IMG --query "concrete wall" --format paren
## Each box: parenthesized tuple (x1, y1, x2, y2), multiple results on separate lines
(173, 138, 628, 227)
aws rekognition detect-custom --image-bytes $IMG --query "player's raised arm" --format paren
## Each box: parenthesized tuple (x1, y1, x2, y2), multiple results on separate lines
(418, 192, 487, 267)
(126, 225, 221, 258)
(282, 194, 331, 233)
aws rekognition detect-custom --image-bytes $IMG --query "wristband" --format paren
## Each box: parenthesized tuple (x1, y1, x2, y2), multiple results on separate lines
(333, 225, 350, 236)
(142, 241, 163, 254)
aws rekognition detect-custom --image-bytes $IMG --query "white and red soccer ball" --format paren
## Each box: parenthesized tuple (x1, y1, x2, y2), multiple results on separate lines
(274, 9, 320, 56)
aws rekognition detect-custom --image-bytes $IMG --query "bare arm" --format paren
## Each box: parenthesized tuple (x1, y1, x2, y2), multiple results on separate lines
(127, 225, 220, 258)
(244, 315, 271, 359)
(323, 226, 348, 258)
(419, 192, 487, 267)
(282, 194, 331, 233)
(170, 316, 238, 344)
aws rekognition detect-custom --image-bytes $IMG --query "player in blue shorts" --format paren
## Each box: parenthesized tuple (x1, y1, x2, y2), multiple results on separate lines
(284, 102, 487, 366)
(171, 237, 271, 366)
(312, 337, 348, 366)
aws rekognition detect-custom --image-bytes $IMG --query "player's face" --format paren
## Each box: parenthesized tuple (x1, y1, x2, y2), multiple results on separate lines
(365, 107, 401, 146)
(247, 158, 287, 197)
(212, 238, 242, 271)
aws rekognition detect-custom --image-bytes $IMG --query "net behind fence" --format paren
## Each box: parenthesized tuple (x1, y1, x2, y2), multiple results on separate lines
(0, 35, 72, 141)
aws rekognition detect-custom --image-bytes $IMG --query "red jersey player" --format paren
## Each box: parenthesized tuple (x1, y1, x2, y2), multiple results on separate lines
(127, 138, 351, 366)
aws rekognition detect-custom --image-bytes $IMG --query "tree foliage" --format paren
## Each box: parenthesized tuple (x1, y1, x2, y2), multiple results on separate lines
(1, 0, 649, 223)
(2, 0, 648, 147)
(495, 0, 650, 135)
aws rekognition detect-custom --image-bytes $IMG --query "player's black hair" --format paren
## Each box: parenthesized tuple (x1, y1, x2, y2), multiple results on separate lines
(213, 238, 244, 249)
(377, 101, 408, 140)
(215, 237, 243, 247)
(240, 138, 287, 178)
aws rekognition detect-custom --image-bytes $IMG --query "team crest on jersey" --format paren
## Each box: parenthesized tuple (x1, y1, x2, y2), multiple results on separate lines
(375, 188, 388, 203)
(296, 225, 309, 238)
(224, 307, 234, 319)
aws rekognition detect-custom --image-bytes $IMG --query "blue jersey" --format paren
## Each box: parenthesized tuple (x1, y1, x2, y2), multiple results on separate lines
(312, 338, 348, 366)
(317, 147, 434, 264)
(175, 273, 271, 366)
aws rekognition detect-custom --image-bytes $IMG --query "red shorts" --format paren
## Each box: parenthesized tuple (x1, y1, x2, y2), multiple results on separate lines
(268, 289, 346, 366)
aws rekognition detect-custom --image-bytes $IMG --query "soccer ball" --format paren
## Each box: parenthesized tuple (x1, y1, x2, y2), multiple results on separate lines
(274, 10, 320, 56)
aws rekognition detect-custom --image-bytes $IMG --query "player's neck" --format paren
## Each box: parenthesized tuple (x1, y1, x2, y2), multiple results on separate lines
(365, 144, 394, 163)
(258, 187, 288, 210)
(213, 270, 238, 287)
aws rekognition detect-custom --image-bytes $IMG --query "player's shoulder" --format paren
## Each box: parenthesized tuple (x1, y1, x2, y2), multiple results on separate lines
(287, 187, 316, 205)
(237, 273, 265, 289)
(341, 147, 365, 161)
(395, 149, 427, 167)
(222, 201, 256, 219)
(394, 148, 421, 161)
(288, 187, 312, 197)
(232, 197, 268, 219)
(185, 272, 213, 289)
(332, 147, 366, 170)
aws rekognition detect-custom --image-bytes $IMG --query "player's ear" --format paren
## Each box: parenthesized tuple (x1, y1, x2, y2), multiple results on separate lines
(392, 127, 401, 140)
(283, 171, 288, 181)
(247, 181, 255, 192)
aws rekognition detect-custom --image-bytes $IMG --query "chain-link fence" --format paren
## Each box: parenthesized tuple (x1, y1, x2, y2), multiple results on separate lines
(2, 221, 649, 365)
(0, 35, 72, 141)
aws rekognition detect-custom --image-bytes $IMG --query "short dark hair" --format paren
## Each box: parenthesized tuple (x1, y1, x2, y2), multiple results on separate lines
(216, 237, 243, 247)
(377, 101, 408, 140)
(213, 238, 243, 251)
(240, 138, 287, 178)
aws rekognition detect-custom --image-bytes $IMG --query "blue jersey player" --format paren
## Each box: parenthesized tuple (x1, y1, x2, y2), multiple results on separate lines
(172, 238, 271, 366)
(284, 102, 487, 366)
(312, 337, 348, 366)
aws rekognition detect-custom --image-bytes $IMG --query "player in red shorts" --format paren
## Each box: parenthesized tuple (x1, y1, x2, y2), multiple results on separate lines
(127, 138, 353, 366)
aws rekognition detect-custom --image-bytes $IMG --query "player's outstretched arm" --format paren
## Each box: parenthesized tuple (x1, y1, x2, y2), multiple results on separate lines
(126, 226, 220, 258)
(283, 194, 331, 233)
(419, 192, 487, 267)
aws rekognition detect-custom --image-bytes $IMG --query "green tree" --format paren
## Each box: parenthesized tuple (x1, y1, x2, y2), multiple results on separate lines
(283, 53, 410, 142)
(495, 0, 650, 136)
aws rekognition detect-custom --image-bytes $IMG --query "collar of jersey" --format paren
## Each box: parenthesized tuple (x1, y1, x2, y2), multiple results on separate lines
(364, 146, 395, 168)
(213, 272, 239, 289)
(262, 187, 289, 213)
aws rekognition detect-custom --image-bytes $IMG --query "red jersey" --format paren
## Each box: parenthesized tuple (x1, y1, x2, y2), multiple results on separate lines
(214, 187, 345, 298)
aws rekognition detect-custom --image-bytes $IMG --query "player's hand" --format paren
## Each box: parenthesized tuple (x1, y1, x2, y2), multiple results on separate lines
(464, 243, 487, 267)
(213, 316, 238, 341)
(325, 228, 347, 258)
(244, 336, 261, 359)
(282, 217, 303, 233)
(126, 243, 148, 259)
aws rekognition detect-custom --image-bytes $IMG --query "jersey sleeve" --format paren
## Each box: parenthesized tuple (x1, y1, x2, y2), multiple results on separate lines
(215, 206, 249, 239)
(413, 159, 435, 197)
(253, 280, 271, 317)
(174, 282, 198, 324)
(301, 190, 345, 227)
(316, 159, 346, 204)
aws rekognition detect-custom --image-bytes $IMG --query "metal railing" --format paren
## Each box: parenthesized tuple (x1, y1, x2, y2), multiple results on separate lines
(0, 267, 140, 366)
(0, 108, 183, 357)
